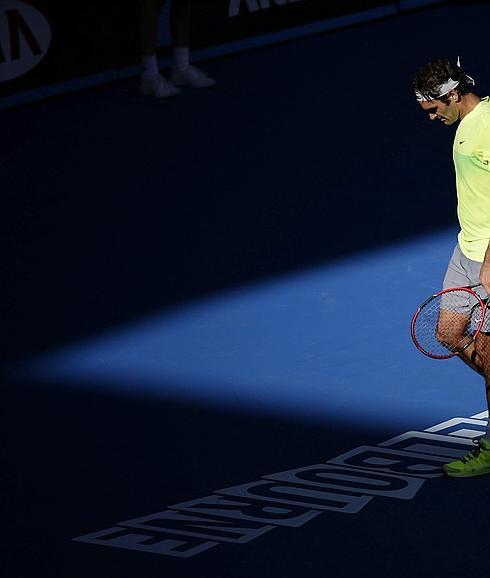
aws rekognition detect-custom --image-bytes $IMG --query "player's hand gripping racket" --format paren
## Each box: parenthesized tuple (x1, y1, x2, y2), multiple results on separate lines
(411, 284, 488, 359)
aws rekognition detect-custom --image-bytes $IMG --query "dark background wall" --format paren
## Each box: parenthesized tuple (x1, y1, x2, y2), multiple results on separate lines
(0, 0, 445, 106)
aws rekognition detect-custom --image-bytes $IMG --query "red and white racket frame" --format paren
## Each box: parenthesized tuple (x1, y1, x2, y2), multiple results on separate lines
(411, 285, 487, 359)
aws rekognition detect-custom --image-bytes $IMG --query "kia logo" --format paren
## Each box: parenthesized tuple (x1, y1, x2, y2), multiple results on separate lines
(0, 0, 51, 82)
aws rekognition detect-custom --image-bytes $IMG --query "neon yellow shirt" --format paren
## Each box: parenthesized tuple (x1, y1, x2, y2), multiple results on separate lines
(454, 96, 490, 262)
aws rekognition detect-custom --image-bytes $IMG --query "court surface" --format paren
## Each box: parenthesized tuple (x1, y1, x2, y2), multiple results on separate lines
(2, 2, 490, 577)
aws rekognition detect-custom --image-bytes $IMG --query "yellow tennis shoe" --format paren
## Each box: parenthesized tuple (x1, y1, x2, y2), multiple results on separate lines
(443, 437, 490, 478)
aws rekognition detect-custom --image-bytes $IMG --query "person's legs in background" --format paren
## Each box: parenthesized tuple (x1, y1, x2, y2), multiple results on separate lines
(169, 0, 216, 88)
(139, 0, 215, 98)
(139, 0, 182, 98)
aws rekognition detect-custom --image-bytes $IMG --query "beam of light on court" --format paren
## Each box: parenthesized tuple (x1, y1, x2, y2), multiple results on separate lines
(9, 227, 486, 430)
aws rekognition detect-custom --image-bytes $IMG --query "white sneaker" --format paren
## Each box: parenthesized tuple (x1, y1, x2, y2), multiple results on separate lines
(170, 65, 216, 88)
(140, 74, 182, 98)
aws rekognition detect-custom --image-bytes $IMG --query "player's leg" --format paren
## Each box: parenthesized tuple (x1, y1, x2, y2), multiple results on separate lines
(436, 308, 482, 373)
(439, 245, 484, 372)
(436, 308, 471, 350)
(443, 334, 490, 478)
(442, 333, 490, 477)
(475, 332, 490, 415)
(442, 249, 490, 477)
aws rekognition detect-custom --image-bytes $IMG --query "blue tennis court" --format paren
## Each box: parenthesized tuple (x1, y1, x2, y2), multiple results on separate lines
(2, 2, 490, 577)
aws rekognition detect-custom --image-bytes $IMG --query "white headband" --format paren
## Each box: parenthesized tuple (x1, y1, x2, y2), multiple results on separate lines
(415, 57, 475, 102)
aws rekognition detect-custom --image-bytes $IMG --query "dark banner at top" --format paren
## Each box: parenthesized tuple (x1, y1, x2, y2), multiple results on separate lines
(0, 1, 140, 96)
(189, 0, 394, 48)
(0, 0, 445, 108)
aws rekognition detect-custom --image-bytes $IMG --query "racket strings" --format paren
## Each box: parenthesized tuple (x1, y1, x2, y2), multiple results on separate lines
(412, 290, 482, 358)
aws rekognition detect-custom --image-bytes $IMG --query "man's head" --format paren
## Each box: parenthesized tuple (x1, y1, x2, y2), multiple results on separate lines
(413, 58, 475, 125)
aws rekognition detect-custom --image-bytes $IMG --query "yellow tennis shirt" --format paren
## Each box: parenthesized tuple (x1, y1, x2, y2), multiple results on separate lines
(454, 96, 490, 262)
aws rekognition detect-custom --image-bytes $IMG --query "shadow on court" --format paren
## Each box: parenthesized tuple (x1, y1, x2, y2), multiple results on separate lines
(3, 377, 489, 578)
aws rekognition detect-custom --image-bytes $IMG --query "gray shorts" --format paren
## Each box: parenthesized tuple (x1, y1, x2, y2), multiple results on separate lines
(442, 244, 488, 321)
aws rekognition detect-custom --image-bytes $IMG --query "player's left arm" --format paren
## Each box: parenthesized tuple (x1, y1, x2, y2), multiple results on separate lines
(480, 241, 490, 295)
(477, 116, 490, 294)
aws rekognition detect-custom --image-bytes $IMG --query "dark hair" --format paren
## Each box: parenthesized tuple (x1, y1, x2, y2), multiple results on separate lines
(413, 58, 473, 103)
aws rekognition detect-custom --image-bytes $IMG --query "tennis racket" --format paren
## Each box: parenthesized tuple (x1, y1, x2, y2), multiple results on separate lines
(411, 284, 488, 359)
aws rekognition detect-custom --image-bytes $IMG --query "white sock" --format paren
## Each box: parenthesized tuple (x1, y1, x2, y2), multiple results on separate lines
(142, 54, 159, 77)
(174, 47, 190, 71)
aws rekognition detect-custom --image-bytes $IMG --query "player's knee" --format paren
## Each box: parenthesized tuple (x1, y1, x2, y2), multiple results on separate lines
(436, 326, 460, 347)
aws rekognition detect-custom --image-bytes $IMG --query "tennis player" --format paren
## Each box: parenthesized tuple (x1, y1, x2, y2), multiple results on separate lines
(413, 58, 490, 477)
